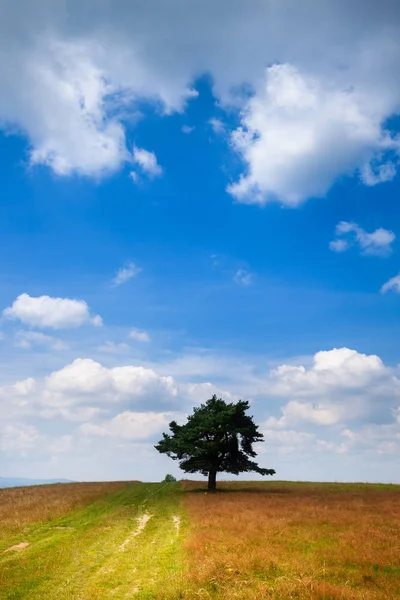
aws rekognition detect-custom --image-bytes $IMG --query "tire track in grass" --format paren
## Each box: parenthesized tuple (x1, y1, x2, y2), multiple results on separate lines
(0, 483, 186, 600)
(118, 513, 152, 551)
(81, 484, 186, 599)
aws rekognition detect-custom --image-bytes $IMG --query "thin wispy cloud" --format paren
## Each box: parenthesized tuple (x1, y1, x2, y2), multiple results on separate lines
(381, 273, 400, 294)
(234, 269, 254, 286)
(112, 262, 142, 287)
(14, 331, 67, 351)
(129, 328, 151, 343)
(182, 125, 195, 134)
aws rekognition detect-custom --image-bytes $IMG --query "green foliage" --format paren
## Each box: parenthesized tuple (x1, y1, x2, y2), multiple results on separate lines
(163, 474, 177, 482)
(155, 395, 275, 488)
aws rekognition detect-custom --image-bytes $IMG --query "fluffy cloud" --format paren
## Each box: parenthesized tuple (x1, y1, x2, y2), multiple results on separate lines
(43, 358, 177, 408)
(112, 262, 141, 286)
(265, 347, 400, 427)
(129, 329, 151, 342)
(1, 344, 400, 478)
(227, 64, 400, 205)
(330, 221, 395, 256)
(3, 294, 102, 329)
(0, 1, 399, 203)
(79, 410, 171, 440)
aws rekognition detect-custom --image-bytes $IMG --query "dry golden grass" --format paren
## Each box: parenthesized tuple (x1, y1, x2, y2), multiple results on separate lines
(0, 481, 135, 539)
(181, 481, 400, 600)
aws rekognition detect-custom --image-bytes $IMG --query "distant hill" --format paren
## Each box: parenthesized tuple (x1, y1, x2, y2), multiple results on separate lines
(0, 477, 74, 488)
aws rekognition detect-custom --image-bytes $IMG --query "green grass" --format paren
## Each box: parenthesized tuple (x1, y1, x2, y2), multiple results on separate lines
(2, 480, 400, 599)
(0, 482, 187, 600)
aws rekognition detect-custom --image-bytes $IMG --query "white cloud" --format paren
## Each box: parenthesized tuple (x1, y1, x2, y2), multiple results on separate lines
(15, 330, 67, 351)
(3, 294, 102, 329)
(112, 262, 141, 286)
(0, 423, 40, 451)
(41, 406, 107, 422)
(1, 343, 400, 480)
(233, 269, 253, 286)
(330, 221, 395, 255)
(361, 161, 398, 186)
(43, 358, 178, 407)
(265, 347, 400, 427)
(0, 1, 399, 205)
(130, 146, 162, 181)
(381, 273, 400, 294)
(185, 382, 237, 406)
(7, 38, 129, 178)
(209, 118, 225, 134)
(329, 239, 349, 253)
(80, 410, 171, 440)
(227, 63, 400, 206)
(128, 328, 151, 343)
(266, 401, 344, 427)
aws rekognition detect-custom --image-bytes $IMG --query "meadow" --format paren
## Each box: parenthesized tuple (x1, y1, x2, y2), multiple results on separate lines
(0, 480, 399, 599)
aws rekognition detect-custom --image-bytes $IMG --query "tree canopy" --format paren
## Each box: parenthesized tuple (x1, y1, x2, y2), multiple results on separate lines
(155, 395, 275, 491)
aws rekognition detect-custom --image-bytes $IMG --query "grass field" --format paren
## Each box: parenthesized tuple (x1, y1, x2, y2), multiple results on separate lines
(1, 480, 399, 599)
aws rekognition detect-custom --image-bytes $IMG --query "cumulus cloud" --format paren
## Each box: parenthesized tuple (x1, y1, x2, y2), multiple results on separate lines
(43, 358, 178, 408)
(112, 262, 141, 286)
(266, 401, 344, 428)
(80, 410, 172, 440)
(381, 273, 400, 294)
(330, 221, 395, 255)
(129, 329, 150, 342)
(3, 294, 102, 329)
(0, 1, 399, 204)
(227, 64, 400, 205)
(265, 347, 400, 427)
(1, 344, 400, 477)
(184, 382, 237, 406)
(130, 146, 163, 181)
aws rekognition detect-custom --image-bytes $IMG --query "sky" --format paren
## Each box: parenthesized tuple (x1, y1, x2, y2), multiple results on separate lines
(1, 0, 400, 484)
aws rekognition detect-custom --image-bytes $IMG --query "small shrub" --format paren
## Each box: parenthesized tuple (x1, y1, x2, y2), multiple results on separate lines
(163, 474, 177, 482)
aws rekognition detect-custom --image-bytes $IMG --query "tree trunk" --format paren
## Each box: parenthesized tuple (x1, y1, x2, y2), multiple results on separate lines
(208, 470, 217, 492)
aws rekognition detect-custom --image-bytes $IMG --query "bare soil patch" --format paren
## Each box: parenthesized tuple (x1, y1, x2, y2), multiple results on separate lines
(3, 541, 30, 553)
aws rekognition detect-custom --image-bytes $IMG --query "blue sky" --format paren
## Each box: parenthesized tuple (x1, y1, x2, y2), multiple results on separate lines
(1, 0, 400, 484)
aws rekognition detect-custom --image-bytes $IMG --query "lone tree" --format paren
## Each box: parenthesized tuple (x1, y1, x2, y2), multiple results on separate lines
(155, 395, 275, 491)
